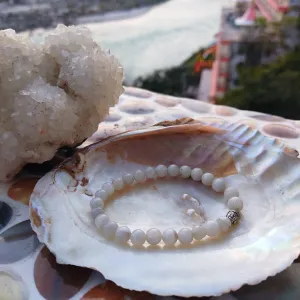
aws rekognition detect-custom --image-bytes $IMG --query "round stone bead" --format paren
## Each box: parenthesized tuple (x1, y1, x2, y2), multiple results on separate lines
(135, 170, 146, 182)
(206, 221, 220, 237)
(145, 167, 155, 179)
(192, 225, 206, 240)
(228, 197, 243, 212)
(131, 229, 146, 246)
(113, 178, 124, 190)
(224, 187, 239, 201)
(91, 207, 104, 219)
(102, 221, 118, 239)
(201, 173, 214, 186)
(95, 189, 108, 201)
(178, 228, 193, 244)
(162, 229, 178, 246)
(191, 168, 203, 181)
(95, 214, 109, 229)
(146, 228, 162, 245)
(123, 173, 134, 185)
(167, 164, 180, 177)
(212, 178, 226, 193)
(186, 208, 195, 216)
(155, 165, 168, 177)
(180, 165, 192, 178)
(102, 182, 114, 195)
(217, 217, 231, 233)
(181, 194, 190, 200)
(90, 197, 104, 209)
(115, 226, 131, 244)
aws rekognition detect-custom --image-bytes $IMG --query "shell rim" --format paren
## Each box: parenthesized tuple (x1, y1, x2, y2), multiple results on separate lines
(29, 120, 300, 297)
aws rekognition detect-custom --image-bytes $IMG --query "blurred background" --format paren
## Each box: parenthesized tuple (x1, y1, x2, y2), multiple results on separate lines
(1, 0, 300, 119)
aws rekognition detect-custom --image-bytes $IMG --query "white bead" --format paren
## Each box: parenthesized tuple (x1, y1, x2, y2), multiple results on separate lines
(146, 228, 162, 245)
(212, 178, 226, 193)
(102, 221, 118, 239)
(186, 208, 195, 216)
(206, 221, 220, 237)
(202, 173, 214, 186)
(95, 214, 109, 229)
(224, 187, 239, 201)
(131, 229, 146, 246)
(145, 167, 155, 179)
(95, 189, 108, 200)
(113, 178, 124, 190)
(155, 165, 168, 177)
(102, 182, 114, 195)
(228, 197, 243, 212)
(91, 207, 104, 219)
(167, 164, 180, 177)
(192, 225, 206, 240)
(191, 168, 203, 181)
(135, 170, 146, 182)
(181, 194, 191, 200)
(115, 226, 131, 244)
(178, 228, 193, 244)
(217, 217, 231, 233)
(90, 197, 104, 209)
(123, 173, 134, 185)
(162, 229, 178, 246)
(180, 165, 192, 178)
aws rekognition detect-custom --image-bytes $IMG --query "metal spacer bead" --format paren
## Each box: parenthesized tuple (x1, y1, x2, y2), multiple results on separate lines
(226, 210, 240, 225)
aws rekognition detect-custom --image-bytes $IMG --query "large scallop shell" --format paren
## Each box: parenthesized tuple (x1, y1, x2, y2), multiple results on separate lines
(30, 120, 300, 297)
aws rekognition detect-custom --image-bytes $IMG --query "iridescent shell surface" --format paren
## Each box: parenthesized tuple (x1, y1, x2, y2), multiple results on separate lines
(30, 118, 300, 297)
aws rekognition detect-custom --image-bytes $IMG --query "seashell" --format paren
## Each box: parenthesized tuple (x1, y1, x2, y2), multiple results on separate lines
(30, 120, 300, 297)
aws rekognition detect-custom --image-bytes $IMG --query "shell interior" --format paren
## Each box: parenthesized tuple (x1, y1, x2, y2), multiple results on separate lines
(30, 121, 300, 297)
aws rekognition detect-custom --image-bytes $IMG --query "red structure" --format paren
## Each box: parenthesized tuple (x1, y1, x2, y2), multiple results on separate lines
(210, 34, 230, 102)
(268, 0, 289, 13)
(209, 0, 291, 102)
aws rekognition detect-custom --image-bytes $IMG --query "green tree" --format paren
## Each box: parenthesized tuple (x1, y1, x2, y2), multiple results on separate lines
(134, 48, 205, 97)
(219, 48, 300, 119)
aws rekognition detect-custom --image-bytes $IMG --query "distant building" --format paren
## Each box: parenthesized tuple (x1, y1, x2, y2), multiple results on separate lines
(209, 0, 300, 102)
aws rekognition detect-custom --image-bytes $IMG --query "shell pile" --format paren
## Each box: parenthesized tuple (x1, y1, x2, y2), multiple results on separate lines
(30, 117, 300, 297)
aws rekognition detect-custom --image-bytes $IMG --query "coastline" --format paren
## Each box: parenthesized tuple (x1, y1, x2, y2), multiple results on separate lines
(27, 0, 230, 84)
(76, 6, 154, 25)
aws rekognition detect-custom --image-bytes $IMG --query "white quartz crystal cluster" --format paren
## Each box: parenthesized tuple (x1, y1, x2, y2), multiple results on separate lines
(0, 24, 124, 182)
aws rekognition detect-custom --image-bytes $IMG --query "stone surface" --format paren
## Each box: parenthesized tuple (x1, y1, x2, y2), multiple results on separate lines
(0, 271, 28, 300)
(34, 246, 92, 299)
(0, 220, 40, 263)
(1, 86, 300, 299)
(81, 87, 300, 155)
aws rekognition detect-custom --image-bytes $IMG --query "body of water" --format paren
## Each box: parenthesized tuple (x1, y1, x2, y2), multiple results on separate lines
(29, 0, 234, 84)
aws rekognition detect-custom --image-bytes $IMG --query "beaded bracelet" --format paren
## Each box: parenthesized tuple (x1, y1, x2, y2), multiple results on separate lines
(90, 165, 243, 247)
